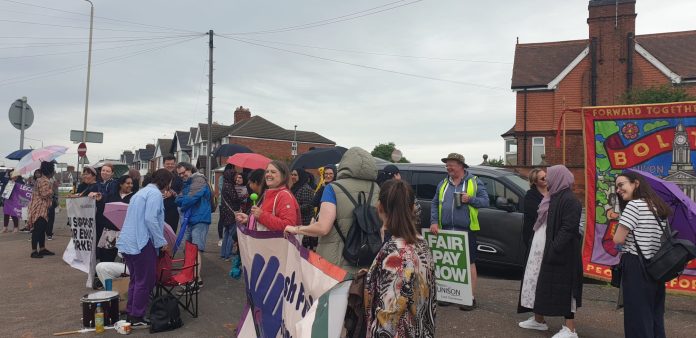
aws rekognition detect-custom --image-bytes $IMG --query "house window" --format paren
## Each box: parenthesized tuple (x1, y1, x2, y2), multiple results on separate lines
(504, 137, 517, 165)
(532, 137, 545, 165)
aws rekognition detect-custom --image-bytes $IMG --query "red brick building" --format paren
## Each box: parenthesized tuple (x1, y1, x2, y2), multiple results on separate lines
(504, 0, 696, 175)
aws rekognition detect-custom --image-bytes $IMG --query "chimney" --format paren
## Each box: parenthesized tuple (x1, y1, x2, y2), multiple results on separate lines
(587, 0, 636, 105)
(234, 106, 252, 124)
(146, 144, 156, 150)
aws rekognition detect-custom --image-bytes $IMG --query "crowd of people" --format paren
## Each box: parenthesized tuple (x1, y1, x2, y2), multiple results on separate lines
(0, 146, 675, 338)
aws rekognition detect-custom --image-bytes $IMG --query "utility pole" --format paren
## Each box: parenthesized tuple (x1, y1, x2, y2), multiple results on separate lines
(207, 30, 214, 181)
(79, 0, 94, 174)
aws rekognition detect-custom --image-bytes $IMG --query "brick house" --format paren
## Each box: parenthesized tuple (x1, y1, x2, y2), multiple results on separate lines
(170, 130, 192, 164)
(505, 0, 696, 186)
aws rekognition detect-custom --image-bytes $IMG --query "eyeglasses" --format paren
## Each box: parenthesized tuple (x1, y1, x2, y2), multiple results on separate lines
(176, 171, 186, 177)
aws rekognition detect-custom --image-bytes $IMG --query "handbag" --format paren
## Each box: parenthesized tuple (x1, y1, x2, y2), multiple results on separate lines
(636, 212, 696, 283)
(97, 229, 120, 249)
(610, 262, 622, 288)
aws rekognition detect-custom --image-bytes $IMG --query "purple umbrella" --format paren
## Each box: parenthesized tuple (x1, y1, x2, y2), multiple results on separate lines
(626, 169, 696, 245)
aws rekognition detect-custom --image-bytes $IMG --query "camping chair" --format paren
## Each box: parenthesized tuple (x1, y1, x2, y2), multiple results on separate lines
(156, 241, 199, 318)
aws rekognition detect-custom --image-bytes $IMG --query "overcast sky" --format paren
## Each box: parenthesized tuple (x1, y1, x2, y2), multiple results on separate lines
(2, 0, 695, 169)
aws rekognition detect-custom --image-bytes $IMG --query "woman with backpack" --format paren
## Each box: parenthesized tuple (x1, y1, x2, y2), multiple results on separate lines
(364, 179, 436, 337)
(612, 172, 671, 338)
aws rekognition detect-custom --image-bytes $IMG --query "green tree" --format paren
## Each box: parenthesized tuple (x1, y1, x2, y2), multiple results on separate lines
(371, 142, 410, 163)
(621, 84, 696, 104)
(487, 157, 505, 167)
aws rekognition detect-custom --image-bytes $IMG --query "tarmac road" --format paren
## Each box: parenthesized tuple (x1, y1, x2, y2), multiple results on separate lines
(0, 210, 694, 337)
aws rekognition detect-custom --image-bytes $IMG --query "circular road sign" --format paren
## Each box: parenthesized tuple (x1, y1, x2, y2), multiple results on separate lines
(8, 99, 34, 130)
(391, 149, 403, 162)
(77, 142, 87, 157)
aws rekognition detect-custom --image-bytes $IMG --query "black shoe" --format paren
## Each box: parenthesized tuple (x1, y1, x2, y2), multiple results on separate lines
(30, 252, 43, 258)
(437, 301, 451, 307)
(39, 249, 55, 256)
(19, 227, 30, 233)
(47, 235, 53, 240)
(92, 278, 104, 290)
(459, 299, 477, 311)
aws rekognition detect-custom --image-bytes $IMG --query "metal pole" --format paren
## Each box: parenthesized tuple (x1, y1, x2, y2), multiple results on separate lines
(207, 30, 213, 180)
(20, 96, 26, 150)
(79, 0, 94, 174)
(293, 125, 297, 158)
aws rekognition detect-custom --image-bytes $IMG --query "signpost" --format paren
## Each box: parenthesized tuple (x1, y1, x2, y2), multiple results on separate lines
(70, 130, 103, 143)
(8, 97, 34, 150)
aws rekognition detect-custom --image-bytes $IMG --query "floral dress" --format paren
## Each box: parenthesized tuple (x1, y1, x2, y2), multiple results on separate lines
(364, 236, 436, 338)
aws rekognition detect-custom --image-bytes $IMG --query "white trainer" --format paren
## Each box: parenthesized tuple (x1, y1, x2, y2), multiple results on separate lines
(518, 317, 548, 331)
(551, 325, 579, 338)
(217, 239, 223, 247)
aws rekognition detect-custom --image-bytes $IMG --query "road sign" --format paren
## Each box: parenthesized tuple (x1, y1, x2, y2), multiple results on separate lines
(77, 143, 87, 157)
(391, 149, 403, 162)
(70, 130, 103, 143)
(8, 99, 34, 130)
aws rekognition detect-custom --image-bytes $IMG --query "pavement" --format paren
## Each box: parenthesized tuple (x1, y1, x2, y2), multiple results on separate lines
(1, 210, 694, 337)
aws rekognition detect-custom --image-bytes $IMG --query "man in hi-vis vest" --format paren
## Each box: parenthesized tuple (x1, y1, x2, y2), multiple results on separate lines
(430, 152, 489, 311)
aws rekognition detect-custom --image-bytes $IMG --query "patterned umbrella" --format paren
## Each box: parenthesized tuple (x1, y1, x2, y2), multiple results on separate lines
(15, 145, 68, 175)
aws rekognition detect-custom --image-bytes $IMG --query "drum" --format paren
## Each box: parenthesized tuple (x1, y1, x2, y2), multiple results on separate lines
(81, 291, 120, 328)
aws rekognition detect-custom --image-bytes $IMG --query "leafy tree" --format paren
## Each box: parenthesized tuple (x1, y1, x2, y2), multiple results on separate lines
(371, 142, 410, 163)
(621, 84, 696, 104)
(487, 157, 505, 167)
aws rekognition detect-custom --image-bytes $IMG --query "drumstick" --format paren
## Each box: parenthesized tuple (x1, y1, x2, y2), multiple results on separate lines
(53, 328, 94, 335)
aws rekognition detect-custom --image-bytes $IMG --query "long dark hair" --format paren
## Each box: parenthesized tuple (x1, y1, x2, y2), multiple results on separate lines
(248, 168, 266, 195)
(616, 172, 672, 219)
(117, 175, 132, 195)
(379, 179, 418, 244)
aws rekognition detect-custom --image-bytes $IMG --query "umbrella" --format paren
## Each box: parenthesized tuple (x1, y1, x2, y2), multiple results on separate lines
(626, 169, 696, 245)
(213, 144, 252, 157)
(105, 201, 178, 249)
(15, 145, 68, 175)
(290, 146, 347, 170)
(5, 149, 32, 161)
(227, 153, 271, 170)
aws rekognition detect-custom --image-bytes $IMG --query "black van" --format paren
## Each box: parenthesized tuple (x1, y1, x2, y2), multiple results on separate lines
(377, 163, 530, 269)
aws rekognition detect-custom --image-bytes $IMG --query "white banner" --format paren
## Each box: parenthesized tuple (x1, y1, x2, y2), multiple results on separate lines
(62, 197, 97, 288)
(236, 226, 350, 338)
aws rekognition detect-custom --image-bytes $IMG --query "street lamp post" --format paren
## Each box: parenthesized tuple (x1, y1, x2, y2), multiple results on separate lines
(24, 137, 43, 148)
(79, 0, 94, 173)
(292, 125, 297, 158)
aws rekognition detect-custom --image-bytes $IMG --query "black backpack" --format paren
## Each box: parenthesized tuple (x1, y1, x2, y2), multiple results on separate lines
(148, 295, 183, 333)
(331, 182, 383, 267)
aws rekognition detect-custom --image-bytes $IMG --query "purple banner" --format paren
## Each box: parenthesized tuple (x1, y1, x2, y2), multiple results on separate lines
(3, 183, 32, 218)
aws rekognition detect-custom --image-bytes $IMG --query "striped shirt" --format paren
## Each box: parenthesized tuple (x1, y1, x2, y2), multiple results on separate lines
(619, 199, 665, 259)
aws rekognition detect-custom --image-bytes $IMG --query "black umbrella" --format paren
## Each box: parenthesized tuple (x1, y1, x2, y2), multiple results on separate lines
(213, 144, 253, 157)
(5, 149, 32, 160)
(290, 146, 347, 170)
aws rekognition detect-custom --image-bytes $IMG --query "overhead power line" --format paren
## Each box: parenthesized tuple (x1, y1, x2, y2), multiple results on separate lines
(0, 18, 189, 34)
(0, 35, 203, 87)
(227, 36, 512, 64)
(219, 0, 425, 35)
(216, 34, 506, 90)
(0, 34, 202, 49)
(0, 0, 198, 34)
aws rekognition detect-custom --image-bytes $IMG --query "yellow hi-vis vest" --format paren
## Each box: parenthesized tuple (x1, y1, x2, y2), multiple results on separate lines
(438, 177, 480, 231)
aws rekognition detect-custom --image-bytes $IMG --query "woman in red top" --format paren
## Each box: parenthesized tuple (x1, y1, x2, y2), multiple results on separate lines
(236, 160, 300, 231)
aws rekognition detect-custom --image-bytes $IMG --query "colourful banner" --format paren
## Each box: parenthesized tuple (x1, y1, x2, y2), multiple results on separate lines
(583, 101, 696, 295)
(2, 183, 32, 219)
(236, 226, 350, 338)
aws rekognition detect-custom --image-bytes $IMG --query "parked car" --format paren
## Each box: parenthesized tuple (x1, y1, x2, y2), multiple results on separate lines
(376, 163, 530, 269)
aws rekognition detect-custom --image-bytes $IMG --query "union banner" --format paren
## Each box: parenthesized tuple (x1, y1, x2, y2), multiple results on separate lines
(582, 101, 696, 295)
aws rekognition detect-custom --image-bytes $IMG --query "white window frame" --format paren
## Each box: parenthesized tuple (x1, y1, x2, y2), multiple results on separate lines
(532, 137, 545, 165)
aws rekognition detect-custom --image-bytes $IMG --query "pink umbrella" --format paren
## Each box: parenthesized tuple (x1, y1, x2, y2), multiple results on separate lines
(227, 153, 271, 170)
(105, 202, 177, 248)
(16, 145, 68, 175)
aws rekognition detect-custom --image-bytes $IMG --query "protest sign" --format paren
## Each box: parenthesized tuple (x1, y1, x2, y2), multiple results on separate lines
(422, 229, 473, 305)
(583, 101, 696, 295)
(2, 183, 31, 219)
(236, 225, 350, 338)
(1, 180, 15, 200)
(62, 197, 97, 288)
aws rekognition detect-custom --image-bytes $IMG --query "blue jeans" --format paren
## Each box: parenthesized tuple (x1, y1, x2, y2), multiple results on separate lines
(185, 222, 210, 252)
(220, 223, 237, 259)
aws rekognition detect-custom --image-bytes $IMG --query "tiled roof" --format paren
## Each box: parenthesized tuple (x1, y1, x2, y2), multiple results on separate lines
(636, 30, 696, 80)
(189, 127, 198, 145)
(511, 30, 696, 88)
(197, 123, 234, 142)
(136, 148, 155, 161)
(511, 39, 588, 89)
(156, 139, 173, 157)
(172, 131, 191, 153)
(230, 116, 335, 144)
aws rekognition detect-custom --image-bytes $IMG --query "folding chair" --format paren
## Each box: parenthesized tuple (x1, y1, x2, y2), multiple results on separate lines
(156, 241, 199, 317)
